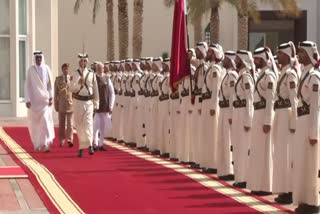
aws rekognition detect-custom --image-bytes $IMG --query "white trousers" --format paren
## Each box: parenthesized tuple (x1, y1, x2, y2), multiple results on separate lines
(247, 110, 273, 192)
(93, 112, 110, 146)
(272, 108, 294, 193)
(217, 107, 233, 176)
(292, 115, 320, 206)
(231, 107, 251, 183)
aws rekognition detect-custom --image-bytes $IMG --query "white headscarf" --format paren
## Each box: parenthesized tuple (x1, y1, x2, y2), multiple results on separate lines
(299, 41, 320, 66)
(33, 51, 50, 90)
(224, 51, 236, 69)
(209, 44, 224, 62)
(254, 47, 279, 79)
(278, 41, 301, 73)
(237, 50, 255, 72)
(196, 42, 208, 58)
(152, 57, 163, 71)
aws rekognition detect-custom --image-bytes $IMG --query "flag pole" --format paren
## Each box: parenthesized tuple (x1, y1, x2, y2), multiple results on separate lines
(185, 0, 194, 104)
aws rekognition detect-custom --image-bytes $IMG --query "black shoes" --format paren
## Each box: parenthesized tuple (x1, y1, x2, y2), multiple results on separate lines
(251, 191, 272, 196)
(151, 150, 161, 155)
(190, 163, 201, 169)
(67, 141, 74, 148)
(160, 153, 170, 158)
(78, 149, 83, 157)
(99, 146, 107, 151)
(202, 168, 217, 174)
(170, 157, 179, 162)
(274, 192, 292, 204)
(218, 174, 235, 181)
(295, 203, 319, 214)
(233, 182, 247, 188)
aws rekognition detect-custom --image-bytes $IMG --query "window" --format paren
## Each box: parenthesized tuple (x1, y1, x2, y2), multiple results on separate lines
(249, 11, 307, 53)
(19, 0, 27, 98)
(0, 0, 10, 100)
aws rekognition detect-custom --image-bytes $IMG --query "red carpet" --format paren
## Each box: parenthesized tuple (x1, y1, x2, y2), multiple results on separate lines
(1, 127, 286, 214)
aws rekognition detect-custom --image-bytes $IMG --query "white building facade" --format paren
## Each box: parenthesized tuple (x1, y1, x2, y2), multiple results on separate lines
(0, 0, 319, 118)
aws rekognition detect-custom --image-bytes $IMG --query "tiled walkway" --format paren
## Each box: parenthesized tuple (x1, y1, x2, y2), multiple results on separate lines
(0, 118, 49, 214)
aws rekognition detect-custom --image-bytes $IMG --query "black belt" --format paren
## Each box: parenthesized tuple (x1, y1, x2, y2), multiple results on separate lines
(219, 100, 230, 108)
(274, 99, 291, 110)
(233, 99, 246, 108)
(73, 94, 93, 101)
(131, 91, 136, 97)
(181, 89, 189, 97)
(297, 103, 310, 117)
(170, 94, 179, 100)
(159, 94, 169, 101)
(151, 91, 159, 97)
(138, 90, 144, 96)
(202, 91, 212, 100)
(193, 88, 202, 96)
(144, 90, 150, 97)
(253, 99, 266, 110)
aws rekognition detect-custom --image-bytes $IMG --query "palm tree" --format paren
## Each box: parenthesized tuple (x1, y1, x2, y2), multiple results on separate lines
(164, 0, 226, 44)
(164, 0, 205, 44)
(106, 0, 115, 60)
(118, 0, 129, 59)
(164, 0, 299, 49)
(74, 0, 115, 60)
(132, 0, 144, 58)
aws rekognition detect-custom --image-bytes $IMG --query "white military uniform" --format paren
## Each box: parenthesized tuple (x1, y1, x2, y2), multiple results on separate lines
(272, 64, 298, 193)
(133, 69, 144, 148)
(69, 67, 99, 150)
(194, 61, 207, 166)
(126, 69, 136, 144)
(231, 67, 254, 184)
(113, 70, 122, 141)
(157, 72, 170, 154)
(149, 71, 161, 152)
(217, 68, 238, 177)
(200, 62, 225, 169)
(169, 89, 180, 159)
(247, 66, 277, 192)
(177, 76, 192, 162)
(144, 70, 153, 149)
(119, 71, 128, 142)
(293, 64, 320, 206)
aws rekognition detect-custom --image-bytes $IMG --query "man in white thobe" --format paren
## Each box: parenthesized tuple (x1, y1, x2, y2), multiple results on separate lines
(25, 51, 55, 152)
(247, 47, 278, 196)
(293, 41, 320, 214)
(68, 53, 99, 157)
